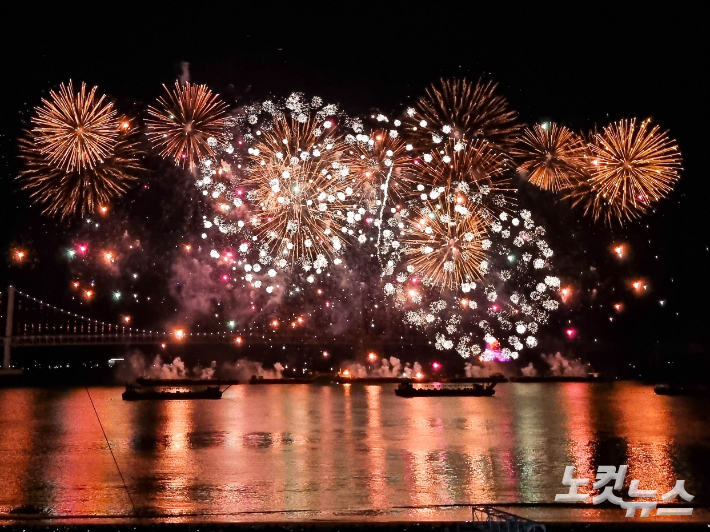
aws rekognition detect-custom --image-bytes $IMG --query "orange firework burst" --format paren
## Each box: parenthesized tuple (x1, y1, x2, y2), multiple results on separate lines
(241, 115, 353, 264)
(513, 123, 587, 192)
(345, 129, 419, 206)
(147, 81, 229, 169)
(19, 116, 142, 219)
(399, 196, 488, 291)
(566, 118, 682, 225)
(405, 78, 520, 150)
(31, 81, 118, 171)
(415, 138, 515, 219)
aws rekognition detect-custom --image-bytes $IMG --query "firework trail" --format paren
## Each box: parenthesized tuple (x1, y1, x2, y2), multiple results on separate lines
(345, 127, 420, 206)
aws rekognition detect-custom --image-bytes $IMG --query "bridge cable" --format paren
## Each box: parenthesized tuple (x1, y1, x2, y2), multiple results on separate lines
(85, 388, 137, 516)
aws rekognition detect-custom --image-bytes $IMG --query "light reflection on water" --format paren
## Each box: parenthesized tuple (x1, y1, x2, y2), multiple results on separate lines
(0, 382, 708, 521)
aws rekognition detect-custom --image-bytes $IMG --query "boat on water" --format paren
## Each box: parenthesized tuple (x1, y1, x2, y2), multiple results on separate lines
(509, 374, 601, 383)
(122, 384, 223, 401)
(395, 381, 496, 397)
(654, 383, 710, 396)
(655, 383, 685, 396)
(136, 377, 240, 386)
(249, 375, 314, 384)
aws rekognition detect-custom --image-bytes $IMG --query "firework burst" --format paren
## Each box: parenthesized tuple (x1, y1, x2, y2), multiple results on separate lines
(381, 207, 559, 360)
(240, 115, 356, 265)
(405, 78, 520, 150)
(19, 117, 142, 219)
(147, 81, 230, 170)
(567, 118, 682, 225)
(415, 138, 516, 220)
(397, 196, 488, 291)
(346, 128, 419, 206)
(513, 123, 587, 192)
(31, 81, 118, 171)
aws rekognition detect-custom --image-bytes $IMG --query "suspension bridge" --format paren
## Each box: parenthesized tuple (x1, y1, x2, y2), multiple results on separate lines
(0, 286, 423, 369)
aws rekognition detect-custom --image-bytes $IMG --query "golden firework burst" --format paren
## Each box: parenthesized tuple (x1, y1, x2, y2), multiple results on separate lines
(405, 78, 520, 150)
(241, 115, 355, 264)
(345, 129, 420, 207)
(31, 81, 118, 171)
(147, 81, 229, 169)
(513, 123, 587, 192)
(415, 138, 516, 219)
(566, 118, 682, 225)
(19, 117, 142, 219)
(399, 196, 488, 291)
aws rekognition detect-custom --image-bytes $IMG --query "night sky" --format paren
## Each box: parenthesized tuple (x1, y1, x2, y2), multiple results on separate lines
(1, 4, 707, 376)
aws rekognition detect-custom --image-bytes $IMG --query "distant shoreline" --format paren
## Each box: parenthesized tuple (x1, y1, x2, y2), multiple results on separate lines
(0, 372, 611, 388)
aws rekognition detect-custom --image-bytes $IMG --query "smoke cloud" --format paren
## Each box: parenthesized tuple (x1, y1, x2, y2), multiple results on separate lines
(178, 61, 190, 84)
(470, 353, 592, 378)
(117, 350, 285, 382)
(540, 352, 589, 377)
(117, 350, 216, 381)
(218, 359, 285, 381)
(520, 362, 538, 377)
(342, 356, 422, 378)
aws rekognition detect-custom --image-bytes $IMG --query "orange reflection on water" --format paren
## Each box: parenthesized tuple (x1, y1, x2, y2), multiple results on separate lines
(558, 383, 596, 486)
(455, 392, 516, 504)
(0, 389, 39, 510)
(612, 383, 676, 498)
(365, 385, 387, 509)
(0, 382, 706, 519)
(277, 386, 318, 512)
(48, 389, 130, 515)
(405, 398, 456, 507)
(126, 394, 199, 515)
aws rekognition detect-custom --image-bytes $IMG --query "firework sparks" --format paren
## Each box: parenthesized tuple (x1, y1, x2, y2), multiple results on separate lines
(414, 138, 516, 223)
(381, 204, 559, 360)
(513, 123, 586, 192)
(346, 128, 419, 205)
(240, 115, 356, 265)
(566, 118, 682, 225)
(19, 117, 142, 219)
(10, 248, 27, 265)
(147, 81, 229, 169)
(31, 81, 118, 171)
(398, 196, 489, 291)
(37, 81, 668, 355)
(405, 78, 520, 150)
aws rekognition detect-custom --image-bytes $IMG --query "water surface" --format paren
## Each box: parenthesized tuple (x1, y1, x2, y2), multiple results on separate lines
(0, 382, 707, 521)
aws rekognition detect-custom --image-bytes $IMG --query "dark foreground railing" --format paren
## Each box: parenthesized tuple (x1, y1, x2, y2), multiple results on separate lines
(469, 506, 546, 531)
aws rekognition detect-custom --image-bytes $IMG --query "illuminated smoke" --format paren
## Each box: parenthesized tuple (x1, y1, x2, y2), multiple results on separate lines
(520, 362, 538, 377)
(219, 359, 285, 381)
(540, 352, 589, 377)
(118, 352, 216, 380)
(342, 356, 422, 378)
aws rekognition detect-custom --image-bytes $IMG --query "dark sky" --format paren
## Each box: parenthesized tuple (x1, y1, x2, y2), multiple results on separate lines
(1, 3, 708, 372)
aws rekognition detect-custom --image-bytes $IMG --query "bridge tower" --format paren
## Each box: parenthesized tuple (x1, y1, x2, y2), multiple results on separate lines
(3, 286, 14, 369)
